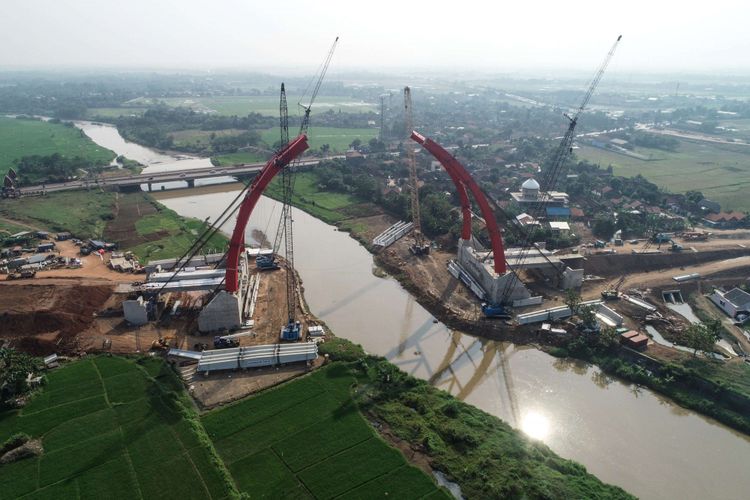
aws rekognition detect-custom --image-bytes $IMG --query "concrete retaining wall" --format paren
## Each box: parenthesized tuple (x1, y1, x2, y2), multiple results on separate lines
(198, 291, 241, 332)
(457, 240, 531, 303)
(584, 248, 750, 277)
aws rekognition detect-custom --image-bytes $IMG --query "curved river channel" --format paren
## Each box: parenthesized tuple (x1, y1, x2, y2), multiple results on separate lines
(81, 122, 750, 500)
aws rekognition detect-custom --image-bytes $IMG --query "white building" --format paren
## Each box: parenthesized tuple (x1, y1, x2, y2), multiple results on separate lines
(549, 221, 571, 235)
(510, 177, 568, 207)
(710, 287, 750, 321)
(516, 213, 540, 227)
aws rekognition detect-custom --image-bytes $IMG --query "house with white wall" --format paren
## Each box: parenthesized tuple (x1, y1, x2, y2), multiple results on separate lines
(710, 287, 750, 321)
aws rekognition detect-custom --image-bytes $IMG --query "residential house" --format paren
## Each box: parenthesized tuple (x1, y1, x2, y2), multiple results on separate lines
(570, 207, 586, 220)
(703, 211, 747, 229)
(516, 213, 540, 227)
(548, 221, 571, 236)
(546, 206, 571, 219)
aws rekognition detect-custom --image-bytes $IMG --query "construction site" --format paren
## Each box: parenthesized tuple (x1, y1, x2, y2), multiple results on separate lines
(2, 34, 750, 411)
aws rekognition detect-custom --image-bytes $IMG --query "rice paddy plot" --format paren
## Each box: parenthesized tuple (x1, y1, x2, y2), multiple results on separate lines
(576, 139, 750, 211)
(202, 363, 447, 499)
(258, 126, 378, 153)
(154, 95, 376, 117)
(0, 116, 115, 171)
(0, 356, 236, 499)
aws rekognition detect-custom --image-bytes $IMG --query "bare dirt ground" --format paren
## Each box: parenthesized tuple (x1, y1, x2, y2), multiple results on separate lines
(178, 356, 325, 410)
(103, 192, 162, 248)
(0, 280, 113, 355)
(363, 220, 750, 362)
(381, 237, 481, 321)
(1, 240, 142, 283)
(347, 213, 395, 243)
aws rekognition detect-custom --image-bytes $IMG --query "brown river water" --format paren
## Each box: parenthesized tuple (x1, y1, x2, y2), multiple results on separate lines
(81, 123, 750, 500)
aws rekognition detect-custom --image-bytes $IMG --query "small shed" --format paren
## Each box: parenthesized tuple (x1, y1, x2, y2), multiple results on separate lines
(27, 254, 48, 265)
(56, 232, 72, 241)
(35, 231, 50, 240)
(43, 354, 59, 369)
(37, 242, 55, 253)
(620, 330, 648, 350)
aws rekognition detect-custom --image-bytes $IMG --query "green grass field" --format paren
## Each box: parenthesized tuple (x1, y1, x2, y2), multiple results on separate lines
(576, 139, 750, 210)
(201, 363, 448, 499)
(210, 126, 378, 165)
(259, 126, 378, 153)
(168, 129, 249, 149)
(0, 190, 227, 260)
(0, 190, 116, 237)
(264, 171, 366, 224)
(0, 116, 115, 171)
(136, 95, 376, 117)
(127, 209, 228, 261)
(0, 356, 237, 499)
(211, 151, 269, 166)
(0, 219, 29, 236)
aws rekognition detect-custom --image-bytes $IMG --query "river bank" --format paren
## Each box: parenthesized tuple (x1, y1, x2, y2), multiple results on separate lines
(251, 172, 750, 438)
(81, 121, 750, 500)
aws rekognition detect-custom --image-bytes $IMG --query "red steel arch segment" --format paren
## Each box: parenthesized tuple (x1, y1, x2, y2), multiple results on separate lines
(410, 131, 507, 275)
(440, 163, 473, 241)
(225, 134, 309, 293)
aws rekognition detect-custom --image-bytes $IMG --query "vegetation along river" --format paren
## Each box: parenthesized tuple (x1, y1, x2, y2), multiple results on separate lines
(82, 122, 750, 500)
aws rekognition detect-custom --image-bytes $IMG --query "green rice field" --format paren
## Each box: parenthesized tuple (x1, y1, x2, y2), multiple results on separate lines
(0, 356, 237, 499)
(126, 96, 376, 117)
(259, 126, 378, 153)
(0, 116, 115, 171)
(576, 138, 750, 211)
(201, 363, 449, 499)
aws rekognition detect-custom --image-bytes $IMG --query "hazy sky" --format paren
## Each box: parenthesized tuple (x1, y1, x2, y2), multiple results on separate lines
(2, 0, 749, 74)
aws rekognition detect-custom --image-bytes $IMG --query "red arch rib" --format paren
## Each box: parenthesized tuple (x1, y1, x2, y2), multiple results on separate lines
(410, 131, 506, 275)
(440, 164, 473, 241)
(225, 134, 309, 293)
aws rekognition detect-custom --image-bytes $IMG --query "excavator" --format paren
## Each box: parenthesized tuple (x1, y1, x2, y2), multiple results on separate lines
(151, 336, 176, 350)
(653, 233, 682, 252)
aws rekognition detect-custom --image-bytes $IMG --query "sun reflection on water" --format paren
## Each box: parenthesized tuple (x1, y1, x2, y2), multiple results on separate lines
(521, 410, 551, 440)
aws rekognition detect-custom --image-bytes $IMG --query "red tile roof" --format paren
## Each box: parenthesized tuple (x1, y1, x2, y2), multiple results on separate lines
(705, 211, 746, 222)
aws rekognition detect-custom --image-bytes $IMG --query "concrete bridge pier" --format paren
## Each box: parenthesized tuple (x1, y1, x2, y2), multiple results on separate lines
(147, 183, 153, 192)
(186, 179, 195, 188)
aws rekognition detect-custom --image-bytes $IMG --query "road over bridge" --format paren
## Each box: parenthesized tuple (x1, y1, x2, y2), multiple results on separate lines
(17, 155, 343, 195)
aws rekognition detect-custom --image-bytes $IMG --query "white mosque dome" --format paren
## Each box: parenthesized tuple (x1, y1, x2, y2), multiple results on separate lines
(522, 178, 540, 190)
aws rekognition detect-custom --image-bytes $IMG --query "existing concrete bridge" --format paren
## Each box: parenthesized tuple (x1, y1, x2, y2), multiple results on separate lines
(17, 156, 342, 195)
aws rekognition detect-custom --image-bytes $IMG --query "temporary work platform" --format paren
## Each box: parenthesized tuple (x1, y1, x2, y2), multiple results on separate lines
(196, 343, 318, 373)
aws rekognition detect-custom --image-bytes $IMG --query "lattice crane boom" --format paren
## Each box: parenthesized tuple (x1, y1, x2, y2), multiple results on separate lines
(499, 35, 622, 305)
(299, 36, 339, 135)
(404, 86, 425, 250)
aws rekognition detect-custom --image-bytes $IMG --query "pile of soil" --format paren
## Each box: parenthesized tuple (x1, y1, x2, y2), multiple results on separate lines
(0, 283, 113, 355)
